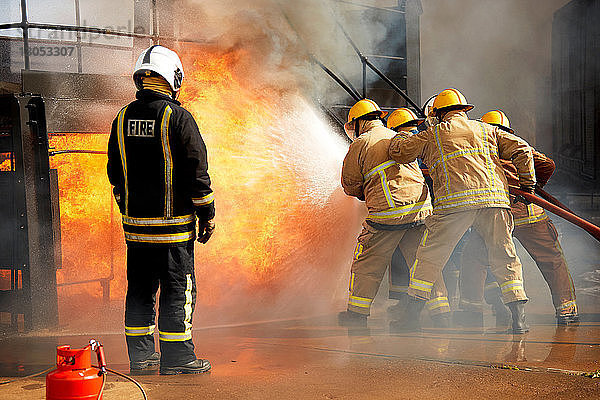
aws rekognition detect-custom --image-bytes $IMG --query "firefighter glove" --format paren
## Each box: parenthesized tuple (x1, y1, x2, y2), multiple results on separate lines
(197, 219, 215, 244)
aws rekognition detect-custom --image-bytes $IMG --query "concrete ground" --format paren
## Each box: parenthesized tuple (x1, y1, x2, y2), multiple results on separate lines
(0, 314, 599, 399)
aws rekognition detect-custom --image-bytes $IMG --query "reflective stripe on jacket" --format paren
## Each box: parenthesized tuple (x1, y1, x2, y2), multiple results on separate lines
(342, 120, 432, 225)
(389, 111, 535, 214)
(503, 150, 554, 226)
(107, 90, 215, 246)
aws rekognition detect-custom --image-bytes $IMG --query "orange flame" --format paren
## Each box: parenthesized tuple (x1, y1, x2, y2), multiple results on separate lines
(52, 44, 363, 327)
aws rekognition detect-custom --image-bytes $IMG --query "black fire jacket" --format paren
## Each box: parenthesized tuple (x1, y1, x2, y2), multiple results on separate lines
(107, 90, 215, 246)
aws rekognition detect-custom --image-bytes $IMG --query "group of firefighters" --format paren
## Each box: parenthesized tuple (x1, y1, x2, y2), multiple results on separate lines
(338, 92, 579, 334)
(107, 44, 578, 375)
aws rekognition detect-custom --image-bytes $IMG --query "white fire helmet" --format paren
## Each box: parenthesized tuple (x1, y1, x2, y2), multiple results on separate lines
(133, 45, 184, 93)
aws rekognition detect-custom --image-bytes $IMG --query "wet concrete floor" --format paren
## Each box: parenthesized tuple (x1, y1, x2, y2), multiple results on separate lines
(0, 315, 599, 399)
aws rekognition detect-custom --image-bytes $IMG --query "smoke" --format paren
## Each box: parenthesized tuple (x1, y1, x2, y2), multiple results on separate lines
(420, 0, 600, 315)
(179, 0, 391, 101)
(420, 0, 570, 146)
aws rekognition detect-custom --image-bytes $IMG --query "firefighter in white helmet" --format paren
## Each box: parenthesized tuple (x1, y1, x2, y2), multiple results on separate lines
(389, 89, 535, 333)
(338, 99, 433, 328)
(107, 45, 214, 374)
(385, 108, 452, 328)
(459, 110, 578, 327)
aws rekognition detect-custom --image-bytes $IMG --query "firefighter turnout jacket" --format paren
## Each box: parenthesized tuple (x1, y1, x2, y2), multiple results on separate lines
(389, 111, 536, 213)
(107, 89, 215, 246)
(502, 150, 554, 226)
(342, 120, 433, 225)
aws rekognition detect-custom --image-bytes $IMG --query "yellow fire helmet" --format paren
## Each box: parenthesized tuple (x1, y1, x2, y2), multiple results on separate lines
(432, 88, 474, 113)
(347, 99, 388, 123)
(481, 109, 514, 133)
(387, 108, 424, 131)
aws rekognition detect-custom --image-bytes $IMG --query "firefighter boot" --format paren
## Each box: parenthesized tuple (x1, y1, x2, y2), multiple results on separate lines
(338, 310, 367, 328)
(507, 300, 529, 334)
(390, 297, 425, 333)
(485, 285, 512, 328)
(160, 359, 212, 375)
(387, 294, 409, 319)
(431, 312, 451, 328)
(453, 311, 484, 328)
(556, 303, 579, 326)
(130, 351, 160, 371)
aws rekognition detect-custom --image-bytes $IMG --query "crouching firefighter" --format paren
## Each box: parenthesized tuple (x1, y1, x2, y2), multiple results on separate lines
(338, 100, 434, 328)
(107, 45, 215, 374)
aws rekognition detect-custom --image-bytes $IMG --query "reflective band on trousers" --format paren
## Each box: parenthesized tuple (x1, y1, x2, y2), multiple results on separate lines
(368, 199, 433, 220)
(192, 193, 215, 206)
(557, 300, 577, 310)
(409, 277, 433, 293)
(159, 330, 192, 342)
(124, 231, 195, 244)
(125, 325, 155, 336)
(514, 206, 548, 226)
(500, 280, 524, 294)
(349, 295, 373, 309)
(390, 285, 408, 293)
(122, 214, 195, 226)
(426, 297, 450, 310)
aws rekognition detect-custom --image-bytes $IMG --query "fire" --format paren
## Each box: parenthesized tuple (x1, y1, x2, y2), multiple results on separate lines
(52, 44, 363, 328)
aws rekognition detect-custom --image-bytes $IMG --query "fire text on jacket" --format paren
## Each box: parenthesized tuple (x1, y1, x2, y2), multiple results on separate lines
(128, 119, 155, 137)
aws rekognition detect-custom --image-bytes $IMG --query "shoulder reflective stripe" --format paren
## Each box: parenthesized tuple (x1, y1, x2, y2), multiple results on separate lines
(368, 200, 433, 219)
(479, 121, 498, 189)
(192, 193, 215, 206)
(161, 106, 173, 218)
(117, 106, 129, 214)
(122, 214, 195, 226)
(125, 325, 155, 336)
(380, 169, 395, 208)
(124, 231, 195, 243)
(158, 330, 192, 342)
(183, 274, 193, 333)
(364, 160, 397, 179)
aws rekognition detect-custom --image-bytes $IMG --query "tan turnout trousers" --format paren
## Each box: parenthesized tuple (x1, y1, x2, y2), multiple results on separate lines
(460, 218, 576, 311)
(408, 208, 528, 304)
(349, 223, 448, 315)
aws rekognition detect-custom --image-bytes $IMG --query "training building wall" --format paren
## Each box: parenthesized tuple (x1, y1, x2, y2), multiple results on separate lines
(551, 0, 600, 191)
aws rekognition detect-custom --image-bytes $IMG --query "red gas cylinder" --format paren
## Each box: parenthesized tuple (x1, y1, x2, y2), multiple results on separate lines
(46, 344, 103, 400)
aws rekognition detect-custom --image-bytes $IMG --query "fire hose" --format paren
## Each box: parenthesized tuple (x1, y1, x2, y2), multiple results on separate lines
(421, 169, 600, 242)
(510, 187, 600, 242)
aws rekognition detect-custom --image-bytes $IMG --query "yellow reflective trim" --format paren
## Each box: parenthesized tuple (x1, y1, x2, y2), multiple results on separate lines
(158, 330, 192, 342)
(364, 160, 397, 179)
(433, 125, 451, 194)
(192, 192, 215, 206)
(183, 274, 193, 333)
(122, 214, 195, 226)
(368, 200, 433, 219)
(514, 211, 548, 226)
(161, 106, 173, 218)
(117, 106, 129, 214)
(124, 231, 195, 244)
(435, 187, 510, 203)
(380, 169, 396, 208)
(353, 243, 363, 260)
(349, 295, 373, 308)
(349, 272, 355, 292)
(125, 325, 155, 336)
(411, 278, 434, 288)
